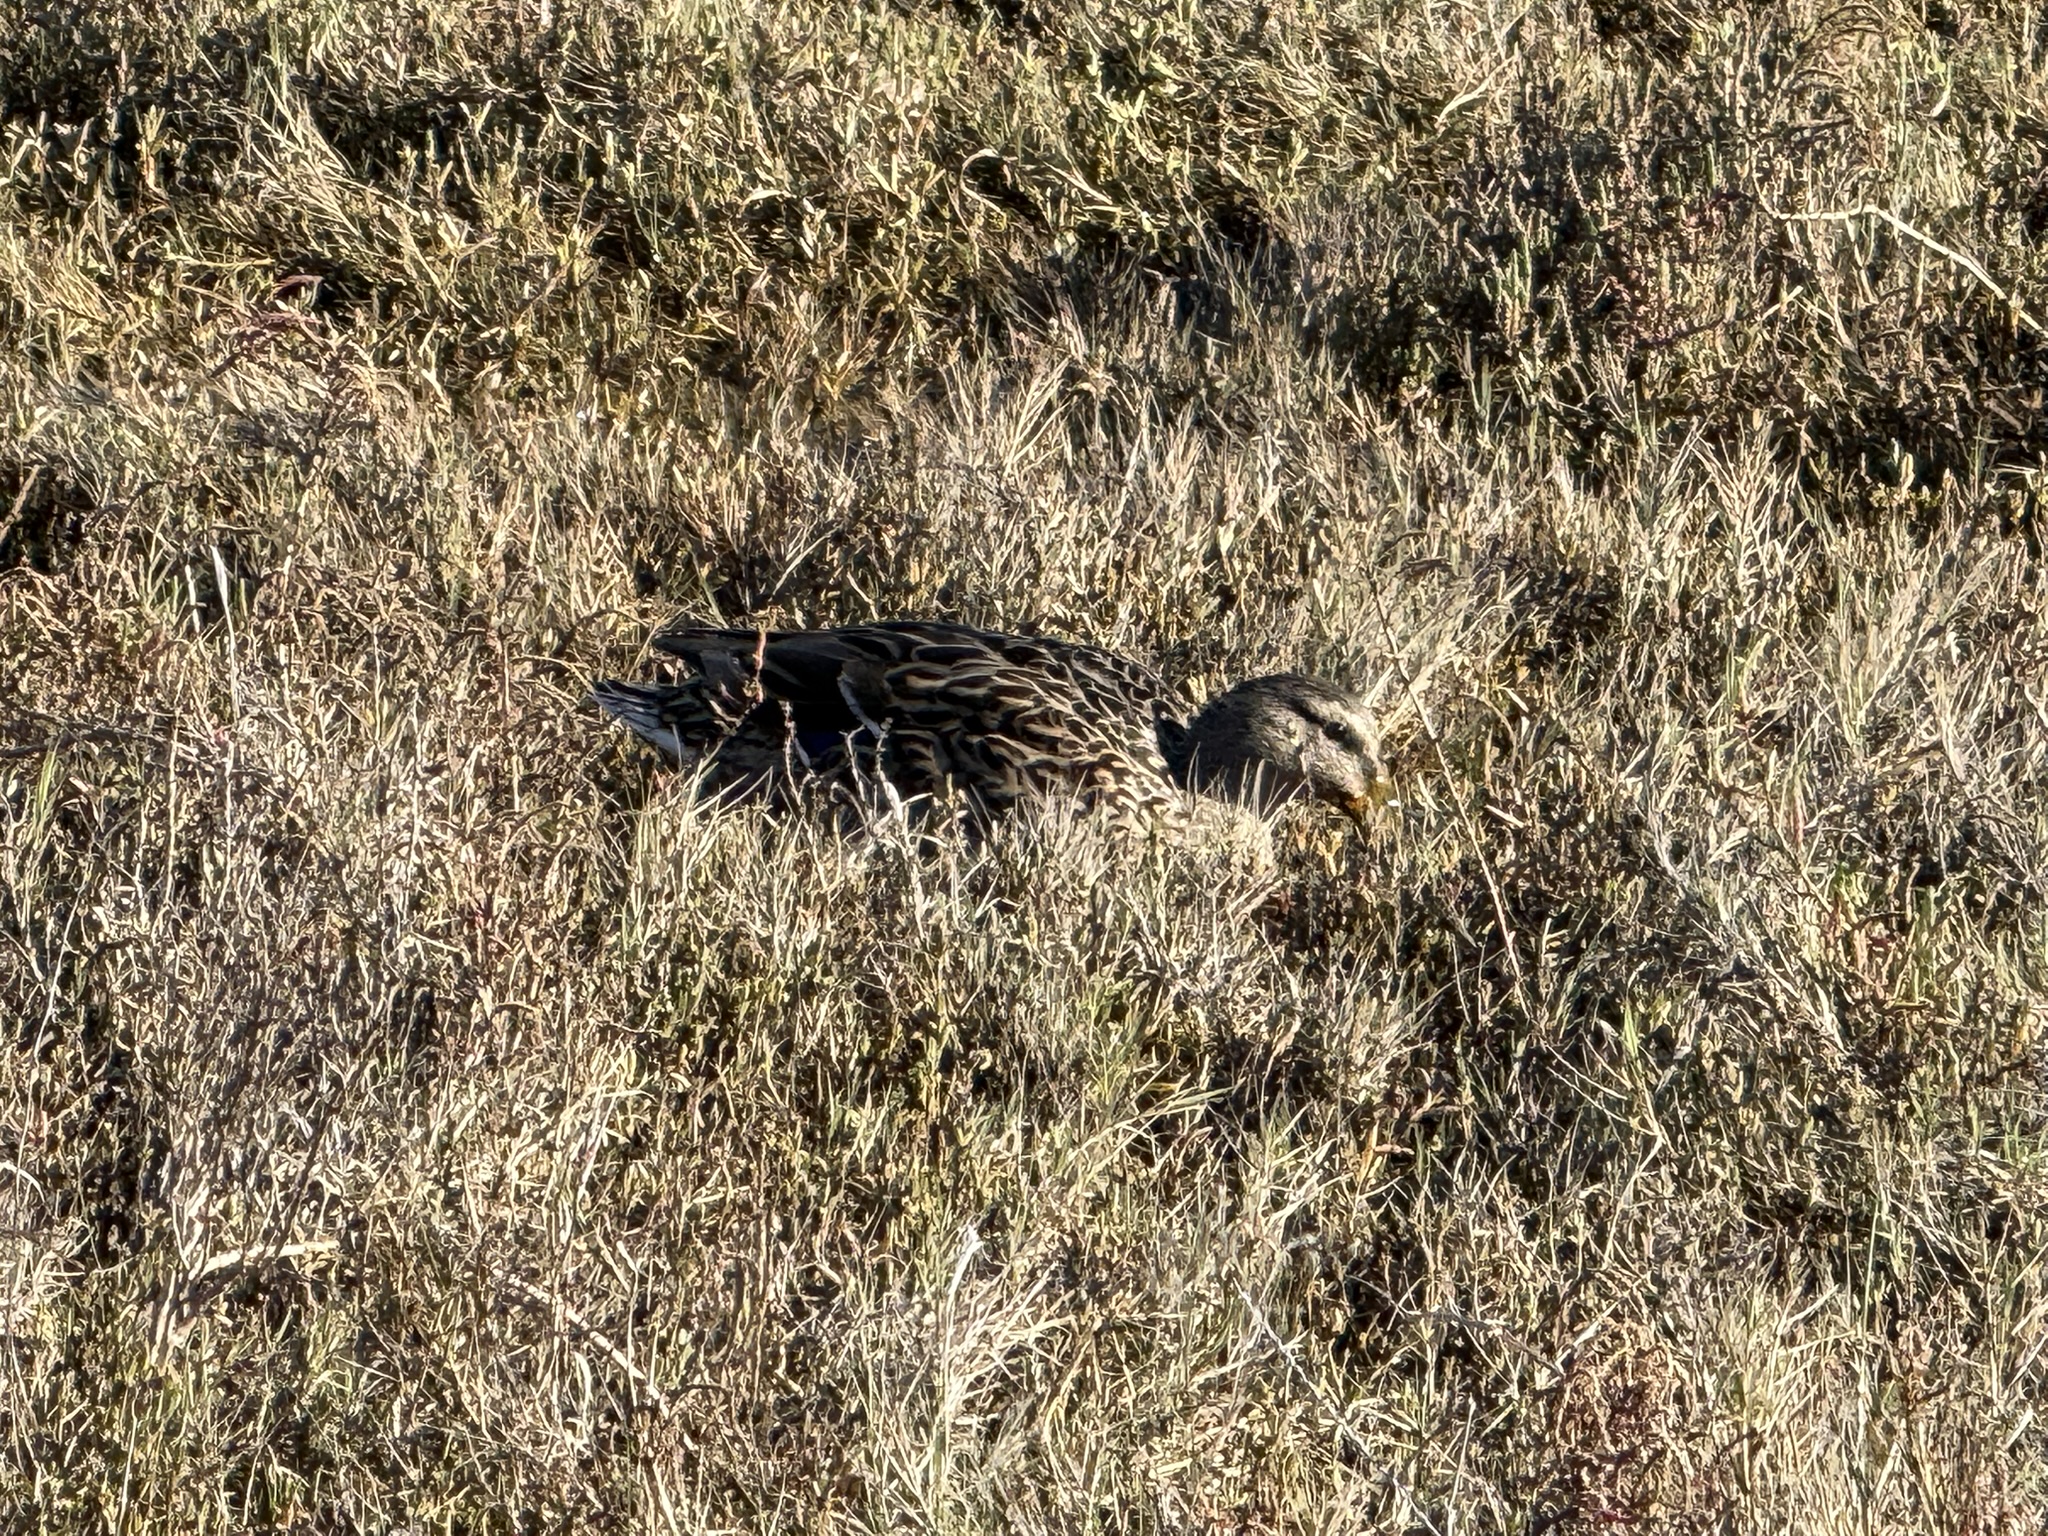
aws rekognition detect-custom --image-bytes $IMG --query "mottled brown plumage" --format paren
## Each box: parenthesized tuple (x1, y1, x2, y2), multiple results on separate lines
(592, 621, 1383, 823)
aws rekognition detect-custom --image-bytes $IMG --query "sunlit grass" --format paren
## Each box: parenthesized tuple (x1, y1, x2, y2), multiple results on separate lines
(4, 0, 2047, 1529)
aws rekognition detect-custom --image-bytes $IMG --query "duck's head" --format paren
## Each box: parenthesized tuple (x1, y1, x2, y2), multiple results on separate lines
(1173, 673, 1387, 823)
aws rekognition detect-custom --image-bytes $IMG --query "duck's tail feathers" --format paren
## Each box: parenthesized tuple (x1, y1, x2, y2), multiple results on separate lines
(591, 680, 696, 761)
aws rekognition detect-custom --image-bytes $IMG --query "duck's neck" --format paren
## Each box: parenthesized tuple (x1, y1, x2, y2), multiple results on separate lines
(1155, 715, 1194, 787)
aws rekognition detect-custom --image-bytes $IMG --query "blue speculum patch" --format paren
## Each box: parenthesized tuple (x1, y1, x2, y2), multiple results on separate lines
(796, 729, 848, 762)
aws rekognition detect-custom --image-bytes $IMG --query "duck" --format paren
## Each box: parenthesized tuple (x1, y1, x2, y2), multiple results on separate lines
(592, 621, 1385, 824)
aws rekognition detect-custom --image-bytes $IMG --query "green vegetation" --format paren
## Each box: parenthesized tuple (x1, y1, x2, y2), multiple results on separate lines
(4, 0, 2047, 1527)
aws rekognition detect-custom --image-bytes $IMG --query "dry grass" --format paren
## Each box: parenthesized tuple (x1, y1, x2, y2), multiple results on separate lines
(4, 0, 2048, 1529)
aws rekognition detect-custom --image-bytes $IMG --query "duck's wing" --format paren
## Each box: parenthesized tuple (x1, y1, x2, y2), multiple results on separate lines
(652, 622, 1183, 812)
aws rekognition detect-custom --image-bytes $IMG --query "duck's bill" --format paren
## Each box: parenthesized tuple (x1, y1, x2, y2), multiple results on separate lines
(1341, 769, 1395, 827)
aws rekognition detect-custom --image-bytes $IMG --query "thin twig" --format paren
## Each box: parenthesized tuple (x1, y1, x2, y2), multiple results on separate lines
(196, 1238, 341, 1278)
(1238, 1286, 1446, 1536)
(1773, 203, 2041, 334)
(1361, 558, 1531, 1005)
(0, 464, 41, 549)
(503, 1275, 672, 1417)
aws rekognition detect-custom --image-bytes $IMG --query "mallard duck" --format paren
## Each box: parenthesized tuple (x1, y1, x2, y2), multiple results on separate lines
(592, 621, 1384, 824)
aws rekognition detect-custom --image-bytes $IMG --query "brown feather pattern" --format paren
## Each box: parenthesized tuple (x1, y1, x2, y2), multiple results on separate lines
(592, 620, 1385, 825)
(593, 622, 1184, 819)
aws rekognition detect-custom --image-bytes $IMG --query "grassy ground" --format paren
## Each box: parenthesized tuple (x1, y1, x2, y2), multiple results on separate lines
(5, 0, 2048, 1528)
